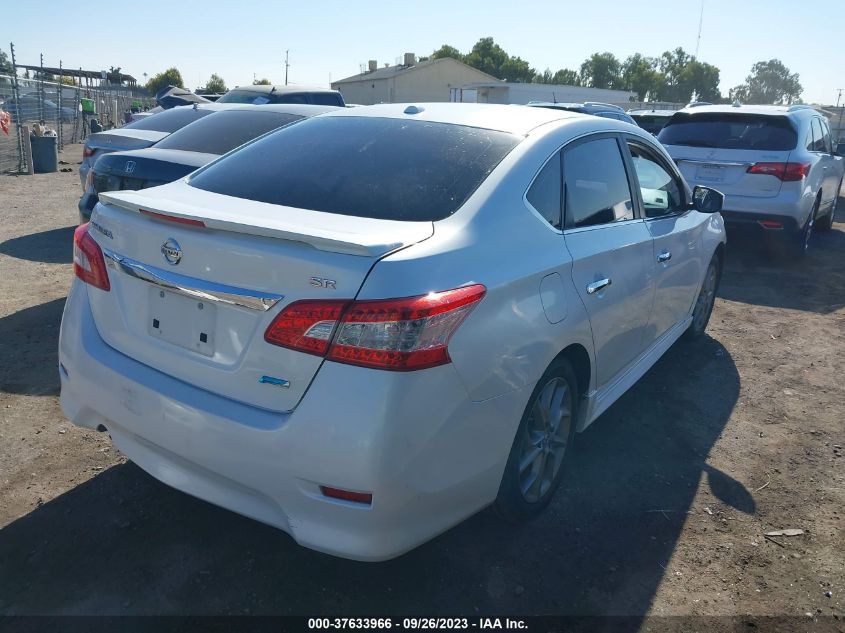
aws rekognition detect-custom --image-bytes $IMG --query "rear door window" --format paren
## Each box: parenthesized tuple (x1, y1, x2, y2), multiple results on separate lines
(820, 119, 834, 153)
(189, 117, 521, 221)
(563, 137, 634, 229)
(658, 113, 797, 151)
(811, 119, 826, 152)
(526, 153, 562, 229)
(154, 110, 304, 155)
(124, 107, 214, 132)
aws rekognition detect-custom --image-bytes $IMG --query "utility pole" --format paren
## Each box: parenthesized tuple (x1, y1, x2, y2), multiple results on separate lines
(285, 50, 290, 86)
(838, 89, 844, 142)
(694, 0, 704, 59)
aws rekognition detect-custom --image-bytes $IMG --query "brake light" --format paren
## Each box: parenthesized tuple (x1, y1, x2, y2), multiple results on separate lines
(747, 162, 810, 181)
(82, 145, 95, 158)
(264, 300, 349, 355)
(139, 209, 206, 227)
(758, 220, 783, 230)
(73, 223, 110, 291)
(264, 285, 486, 371)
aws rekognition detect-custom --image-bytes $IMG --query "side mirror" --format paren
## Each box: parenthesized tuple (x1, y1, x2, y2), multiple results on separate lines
(835, 142, 845, 157)
(692, 185, 724, 214)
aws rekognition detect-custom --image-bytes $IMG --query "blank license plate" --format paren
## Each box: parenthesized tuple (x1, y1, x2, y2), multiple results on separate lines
(696, 164, 726, 183)
(148, 288, 216, 356)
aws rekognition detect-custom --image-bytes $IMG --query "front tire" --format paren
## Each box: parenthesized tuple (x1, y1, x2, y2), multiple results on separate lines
(494, 359, 578, 522)
(683, 254, 720, 341)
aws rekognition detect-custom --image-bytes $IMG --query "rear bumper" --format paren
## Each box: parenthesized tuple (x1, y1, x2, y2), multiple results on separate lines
(78, 190, 98, 223)
(721, 210, 800, 235)
(58, 282, 529, 561)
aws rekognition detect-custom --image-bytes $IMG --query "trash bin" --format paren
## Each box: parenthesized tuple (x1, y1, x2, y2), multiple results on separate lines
(31, 135, 58, 173)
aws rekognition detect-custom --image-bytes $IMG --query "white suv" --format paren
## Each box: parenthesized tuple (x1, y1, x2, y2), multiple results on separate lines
(659, 104, 844, 257)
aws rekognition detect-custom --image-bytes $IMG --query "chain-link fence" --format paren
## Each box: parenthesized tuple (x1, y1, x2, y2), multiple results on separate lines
(0, 73, 154, 174)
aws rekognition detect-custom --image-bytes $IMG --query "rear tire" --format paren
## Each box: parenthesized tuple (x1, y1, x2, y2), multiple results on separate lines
(784, 200, 817, 260)
(816, 184, 841, 232)
(494, 358, 578, 523)
(683, 254, 720, 341)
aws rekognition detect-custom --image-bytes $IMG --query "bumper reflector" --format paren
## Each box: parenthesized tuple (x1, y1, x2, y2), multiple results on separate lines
(757, 220, 783, 230)
(319, 486, 373, 505)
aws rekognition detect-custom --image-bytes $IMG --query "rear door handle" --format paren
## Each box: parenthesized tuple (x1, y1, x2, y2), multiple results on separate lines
(657, 251, 672, 263)
(586, 278, 612, 294)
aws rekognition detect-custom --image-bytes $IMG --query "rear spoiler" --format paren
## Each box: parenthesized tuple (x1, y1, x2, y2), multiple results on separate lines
(98, 190, 433, 258)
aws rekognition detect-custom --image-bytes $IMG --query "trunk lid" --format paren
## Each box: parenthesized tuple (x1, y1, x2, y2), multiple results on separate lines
(86, 129, 170, 152)
(93, 148, 217, 194)
(667, 146, 792, 198)
(87, 181, 433, 412)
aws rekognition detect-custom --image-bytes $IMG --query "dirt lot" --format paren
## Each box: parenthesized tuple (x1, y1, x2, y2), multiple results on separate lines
(1, 143, 843, 625)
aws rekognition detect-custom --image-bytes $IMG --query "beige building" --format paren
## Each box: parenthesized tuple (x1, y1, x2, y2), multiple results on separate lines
(331, 55, 497, 105)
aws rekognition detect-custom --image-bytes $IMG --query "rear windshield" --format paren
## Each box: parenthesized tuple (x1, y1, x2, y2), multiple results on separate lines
(217, 89, 343, 106)
(188, 117, 520, 221)
(124, 107, 214, 133)
(154, 110, 303, 155)
(658, 113, 797, 150)
(632, 115, 670, 135)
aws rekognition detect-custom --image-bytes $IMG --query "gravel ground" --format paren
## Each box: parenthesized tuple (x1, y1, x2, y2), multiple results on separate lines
(0, 143, 843, 626)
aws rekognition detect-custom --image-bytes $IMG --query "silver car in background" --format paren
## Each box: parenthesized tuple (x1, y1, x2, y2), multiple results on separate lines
(60, 103, 726, 560)
(659, 104, 844, 258)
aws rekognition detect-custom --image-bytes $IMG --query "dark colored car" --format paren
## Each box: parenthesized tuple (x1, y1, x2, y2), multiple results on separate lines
(79, 103, 339, 222)
(1, 94, 76, 123)
(526, 101, 637, 125)
(217, 85, 345, 107)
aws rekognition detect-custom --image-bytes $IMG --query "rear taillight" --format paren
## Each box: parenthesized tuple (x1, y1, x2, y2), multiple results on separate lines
(73, 223, 110, 291)
(264, 300, 349, 355)
(264, 285, 486, 371)
(82, 145, 95, 158)
(319, 486, 373, 505)
(747, 162, 810, 182)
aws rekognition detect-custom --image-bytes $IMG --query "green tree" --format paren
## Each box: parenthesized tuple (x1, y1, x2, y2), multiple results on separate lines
(431, 44, 464, 61)
(146, 67, 185, 95)
(0, 50, 12, 75)
(551, 68, 579, 86)
(58, 76, 76, 86)
(578, 52, 622, 89)
(682, 60, 721, 102)
(253, 78, 272, 85)
(202, 73, 227, 93)
(730, 59, 802, 104)
(463, 37, 536, 82)
(621, 54, 661, 101)
(655, 47, 693, 102)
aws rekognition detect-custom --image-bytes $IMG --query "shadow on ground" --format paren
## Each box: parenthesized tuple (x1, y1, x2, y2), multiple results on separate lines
(0, 226, 75, 265)
(718, 206, 845, 314)
(0, 298, 65, 396)
(0, 334, 744, 620)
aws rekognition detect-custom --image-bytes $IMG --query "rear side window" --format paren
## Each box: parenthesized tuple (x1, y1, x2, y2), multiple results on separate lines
(563, 137, 634, 229)
(124, 107, 214, 132)
(526, 153, 562, 229)
(658, 113, 797, 151)
(309, 93, 345, 106)
(216, 89, 268, 104)
(811, 119, 826, 153)
(154, 110, 303, 155)
(189, 117, 521, 221)
(820, 119, 833, 153)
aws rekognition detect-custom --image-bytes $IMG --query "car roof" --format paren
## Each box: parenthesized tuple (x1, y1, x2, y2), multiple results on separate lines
(628, 109, 676, 116)
(198, 103, 340, 116)
(320, 102, 581, 135)
(527, 101, 625, 113)
(672, 103, 817, 118)
(226, 85, 340, 95)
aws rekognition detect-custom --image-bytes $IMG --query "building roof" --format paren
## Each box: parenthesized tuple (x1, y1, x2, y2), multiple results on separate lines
(333, 57, 497, 85)
(320, 102, 581, 135)
(459, 81, 635, 97)
(16, 64, 136, 83)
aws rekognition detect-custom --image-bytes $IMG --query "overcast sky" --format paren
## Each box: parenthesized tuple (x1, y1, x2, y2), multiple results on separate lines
(9, 0, 845, 105)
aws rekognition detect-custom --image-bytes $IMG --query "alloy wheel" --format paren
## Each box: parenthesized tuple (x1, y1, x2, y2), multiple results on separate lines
(517, 377, 572, 503)
(693, 263, 717, 333)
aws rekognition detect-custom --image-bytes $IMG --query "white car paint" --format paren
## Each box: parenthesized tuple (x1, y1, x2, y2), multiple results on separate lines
(59, 103, 726, 560)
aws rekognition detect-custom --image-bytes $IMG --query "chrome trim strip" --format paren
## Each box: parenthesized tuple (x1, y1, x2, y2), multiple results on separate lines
(102, 248, 283, 311)
(675, 159, 753, 168)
